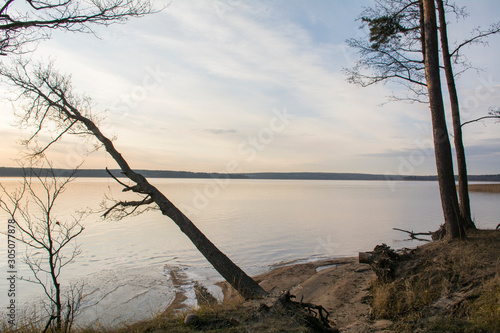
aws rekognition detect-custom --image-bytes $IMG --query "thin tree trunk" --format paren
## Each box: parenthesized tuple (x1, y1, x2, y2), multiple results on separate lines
(421, 0, 466, 240)
(50, 245, 62, 329)
(436, 0, 475, 230)
(47, 211, 62, 330)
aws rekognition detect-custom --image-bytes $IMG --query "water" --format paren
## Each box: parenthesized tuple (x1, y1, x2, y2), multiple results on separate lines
(0, 178, 498, 327)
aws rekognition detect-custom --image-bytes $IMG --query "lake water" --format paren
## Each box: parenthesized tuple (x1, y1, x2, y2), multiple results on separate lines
(0, 178, 499, 327)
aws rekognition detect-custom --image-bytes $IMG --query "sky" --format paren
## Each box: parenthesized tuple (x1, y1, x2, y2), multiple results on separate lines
(1, 0, 499, 175)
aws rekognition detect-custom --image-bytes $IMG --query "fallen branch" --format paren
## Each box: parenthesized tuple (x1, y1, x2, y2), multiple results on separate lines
(393, 228, 432, 242)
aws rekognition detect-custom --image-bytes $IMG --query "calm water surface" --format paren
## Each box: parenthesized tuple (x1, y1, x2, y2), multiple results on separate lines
(0, 178, 498, 326)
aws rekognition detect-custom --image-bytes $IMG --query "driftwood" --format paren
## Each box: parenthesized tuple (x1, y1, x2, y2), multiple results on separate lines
(358, 251, 372, 264)
(393, 228, 432, 242)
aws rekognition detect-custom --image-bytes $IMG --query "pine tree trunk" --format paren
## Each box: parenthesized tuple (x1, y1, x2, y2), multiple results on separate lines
(78, 111, 269, 299)
(436, 0, 475, 230)
(421, 0, 466, 240)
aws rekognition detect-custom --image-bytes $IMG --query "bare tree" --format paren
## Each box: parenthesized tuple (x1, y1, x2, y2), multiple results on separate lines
(0, 160, 84, 331)
(0, 0, 156, 55)
(422, 0, 465, 239)
(1, 59, 269, 299)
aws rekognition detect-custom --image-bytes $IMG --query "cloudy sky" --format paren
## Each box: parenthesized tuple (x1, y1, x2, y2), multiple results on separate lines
(1, 0, 499, 175)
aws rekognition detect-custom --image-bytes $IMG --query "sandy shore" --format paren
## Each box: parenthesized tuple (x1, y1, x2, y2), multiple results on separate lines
(218, 257, 387, 332)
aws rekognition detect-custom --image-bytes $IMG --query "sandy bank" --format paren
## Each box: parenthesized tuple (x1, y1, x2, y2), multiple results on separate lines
(218, 257, 379, 331)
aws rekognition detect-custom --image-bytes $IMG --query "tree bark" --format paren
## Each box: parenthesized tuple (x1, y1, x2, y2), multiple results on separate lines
(421, 0, 466, 240)
(436, 0, 475, 230)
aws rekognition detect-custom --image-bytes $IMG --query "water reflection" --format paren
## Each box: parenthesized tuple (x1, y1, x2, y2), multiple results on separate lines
(1, 178, 498, 325)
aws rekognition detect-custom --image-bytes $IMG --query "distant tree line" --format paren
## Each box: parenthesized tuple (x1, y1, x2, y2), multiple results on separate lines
(0, 167, 249, 179)
(1, 167, 499, 181)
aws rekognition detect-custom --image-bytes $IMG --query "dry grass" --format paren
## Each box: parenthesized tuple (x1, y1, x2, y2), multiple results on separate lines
(470, 275, 500, 329)
(3, 304, 245, 333)
(467, 183, 500, 193)
(370, 229, 500, 332)
(106, 297, 318, 333)
(3, 297, 319, 333)
(1, 323, 40, 333)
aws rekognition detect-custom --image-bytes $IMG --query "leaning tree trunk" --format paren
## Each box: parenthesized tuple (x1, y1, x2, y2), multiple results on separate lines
(71, 107, 268, 299)
(422, 0, 466, 240)
(436, 0, 475, 230)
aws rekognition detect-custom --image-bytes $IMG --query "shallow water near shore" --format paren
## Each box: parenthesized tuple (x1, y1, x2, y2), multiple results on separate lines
(1, 178, 499, 327)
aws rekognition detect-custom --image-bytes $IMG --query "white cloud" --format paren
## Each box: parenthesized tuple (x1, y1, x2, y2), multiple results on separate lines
(1, 0, 499, 174)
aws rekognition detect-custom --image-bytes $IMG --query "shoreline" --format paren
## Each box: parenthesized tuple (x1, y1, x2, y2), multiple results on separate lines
(467, 183, 500, 193)
(164, 256, 363, 311)
(216, 256, 377, 331)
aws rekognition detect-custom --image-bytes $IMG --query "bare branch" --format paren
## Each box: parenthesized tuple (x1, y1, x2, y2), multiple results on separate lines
(33, 119, 78, 156)
(461, 114, 500, 128)
(0, 0, 159, 55)
(102, 195, 154, 218)
(105, 167, 136, 191)
(451, 23, 500, 58)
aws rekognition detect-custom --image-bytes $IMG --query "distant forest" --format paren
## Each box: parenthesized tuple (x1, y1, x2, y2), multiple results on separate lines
(1, 167, 500, 181)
